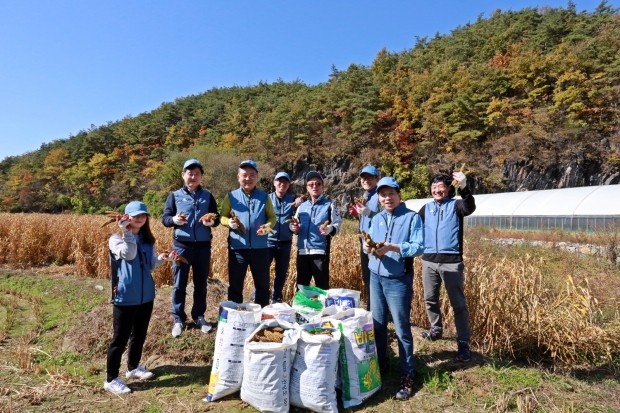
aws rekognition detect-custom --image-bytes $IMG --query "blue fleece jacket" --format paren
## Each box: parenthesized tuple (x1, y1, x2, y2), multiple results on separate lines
(368, 202, 424, 277)
(109, 232, 160, 305)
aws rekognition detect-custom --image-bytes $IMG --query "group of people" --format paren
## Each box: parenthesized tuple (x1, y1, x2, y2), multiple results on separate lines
(103, 158, 476, 403)
(350, 167, 476, 400)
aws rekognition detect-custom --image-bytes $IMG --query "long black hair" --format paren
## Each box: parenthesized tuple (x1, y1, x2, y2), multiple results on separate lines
(139, 217, 156, 245)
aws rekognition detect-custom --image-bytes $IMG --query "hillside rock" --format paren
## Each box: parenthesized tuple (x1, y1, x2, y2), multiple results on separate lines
(288, 154, 619, 212)
(502, 158, 620, 192)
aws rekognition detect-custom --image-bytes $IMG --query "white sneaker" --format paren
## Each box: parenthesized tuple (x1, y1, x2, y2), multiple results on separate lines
(103, 377, 131, 394)
(195, 317, 212, 333)
(172, 322, 184, 338)
(125, 365, 154, 380)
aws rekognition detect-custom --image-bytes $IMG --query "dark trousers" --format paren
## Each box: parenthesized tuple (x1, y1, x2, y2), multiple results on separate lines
(228, 248, 271, 307)
(171, 244, 211, 323)
(268, 241, 292, 301)
(106, 301, 154, 382)
(296, 254, 330, 290)
(360, 243, 371, 310)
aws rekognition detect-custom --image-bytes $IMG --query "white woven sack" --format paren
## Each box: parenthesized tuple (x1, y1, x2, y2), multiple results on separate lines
(333, 308, 382, 409)
(240, 319, 300, 413)
(205, 301, 262, 401)
(261, 302, 296, 323)
(290, 323, 341, 413)
(325, 288, 361, 310)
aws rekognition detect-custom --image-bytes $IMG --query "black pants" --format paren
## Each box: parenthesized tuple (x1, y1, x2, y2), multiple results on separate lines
(106, 301, 154, 382)
(228, 248, 271, 307)
(360, 243, 371, 310)
(268, 241, 293, 301)
(296, 254, 330, 290)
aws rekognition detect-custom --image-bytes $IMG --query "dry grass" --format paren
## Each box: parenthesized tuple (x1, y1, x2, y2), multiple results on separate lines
(0, 212, 619, 367)
(476, 226, 620, 263)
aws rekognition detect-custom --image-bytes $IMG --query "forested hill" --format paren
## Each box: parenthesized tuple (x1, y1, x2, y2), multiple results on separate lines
(1, 3, 619, 214)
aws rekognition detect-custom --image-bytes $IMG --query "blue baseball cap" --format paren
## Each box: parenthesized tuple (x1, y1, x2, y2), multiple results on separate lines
(183, 159, 204, 173)
(377, 177, 400, 191)
(305, 171, 323, 183)
(274, 171, 291, 181)
(359, 165, 379, 177)
(239, 159, 258, 172)
(124, 201, 149, 216)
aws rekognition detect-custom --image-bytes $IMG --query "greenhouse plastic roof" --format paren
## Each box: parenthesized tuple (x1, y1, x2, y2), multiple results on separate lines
(405, 185, 620, 217)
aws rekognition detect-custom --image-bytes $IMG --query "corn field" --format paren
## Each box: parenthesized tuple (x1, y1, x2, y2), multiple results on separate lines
(0, 212, 618, 366)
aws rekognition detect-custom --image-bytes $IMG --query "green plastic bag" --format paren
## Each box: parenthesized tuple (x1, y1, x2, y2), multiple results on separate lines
(291, 285, 327, 324)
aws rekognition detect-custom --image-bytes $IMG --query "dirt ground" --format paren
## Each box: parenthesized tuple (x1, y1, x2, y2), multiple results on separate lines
(1, 270, 619, 413)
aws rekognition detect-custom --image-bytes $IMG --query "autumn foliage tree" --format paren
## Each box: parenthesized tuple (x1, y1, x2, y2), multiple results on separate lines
(0, 4, 618, 213)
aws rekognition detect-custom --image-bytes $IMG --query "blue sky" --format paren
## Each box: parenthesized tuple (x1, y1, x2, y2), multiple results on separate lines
(0, 1, 615, 161)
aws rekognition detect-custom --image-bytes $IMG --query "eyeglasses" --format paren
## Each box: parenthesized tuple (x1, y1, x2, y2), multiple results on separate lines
(307, 182, 322, 187)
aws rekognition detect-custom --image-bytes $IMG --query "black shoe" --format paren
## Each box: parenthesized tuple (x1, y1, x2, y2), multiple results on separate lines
(421, 327, 443, 341)
(455, 340, 471, 362)
(395, 374, 414, 400)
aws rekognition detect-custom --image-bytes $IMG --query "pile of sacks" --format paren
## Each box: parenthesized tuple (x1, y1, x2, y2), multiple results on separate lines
(204, 286, 382, 413)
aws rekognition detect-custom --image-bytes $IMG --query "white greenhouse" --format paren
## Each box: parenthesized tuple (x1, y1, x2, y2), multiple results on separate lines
(405, 185, 620, 231)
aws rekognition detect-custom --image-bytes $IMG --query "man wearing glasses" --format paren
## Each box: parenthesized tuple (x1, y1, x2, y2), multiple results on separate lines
(289, 171, 342, 290)
(267, 172, 302, 303)
(220, 160, 276, 307)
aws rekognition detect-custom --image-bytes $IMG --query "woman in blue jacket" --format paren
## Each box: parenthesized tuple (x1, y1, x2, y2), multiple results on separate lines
(364, 177, 423, 401)
(104, 201, 166, 395)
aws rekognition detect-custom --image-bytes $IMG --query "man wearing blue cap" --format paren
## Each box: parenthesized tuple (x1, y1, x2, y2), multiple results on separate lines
(267, 171, 301, 303)
(220, 160, 277, 307)
(162, 159, 220, 338)
(363, 177, 423, 401)
(349, 164, 381, 309)
(289, 171, 342, 290)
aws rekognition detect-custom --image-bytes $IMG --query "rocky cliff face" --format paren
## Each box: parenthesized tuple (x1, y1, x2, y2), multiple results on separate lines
(502, 159, 620, 192)
(497, 135, 620, 191)
(286, 157, 374, 214)
(287, 152, 619, 216)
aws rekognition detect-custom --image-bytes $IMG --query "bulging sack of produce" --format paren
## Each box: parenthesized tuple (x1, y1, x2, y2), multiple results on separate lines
(205, 301, 262, 402)
(292, 285, 327, 324)
(261, 302, 296, 323)
(240, 319, 300, 413)
(325, 288, 361, 310)
(290, 323, 341, 413)
(333, 308, 381, 409)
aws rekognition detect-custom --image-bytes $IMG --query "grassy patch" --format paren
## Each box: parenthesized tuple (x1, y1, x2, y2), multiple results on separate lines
(481, 361, 542, 389)
(1, 270, 619, 412)
(0, 272, 107, 335)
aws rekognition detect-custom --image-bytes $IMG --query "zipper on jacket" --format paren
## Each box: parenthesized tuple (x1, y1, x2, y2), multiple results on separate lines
(248, 195, 253, 249)
(434, 202, 440, 253)
(138, 239, 145, 304)
(193, 194, 198, 241)
(305, 203, 315, 248)
(277, 196, 283, 241)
